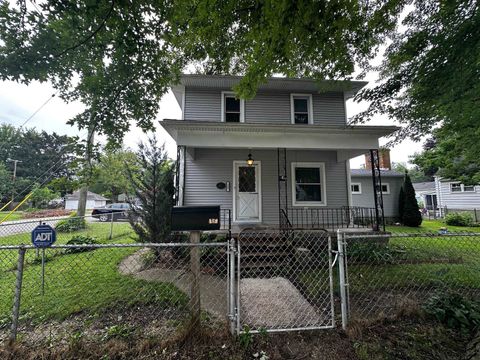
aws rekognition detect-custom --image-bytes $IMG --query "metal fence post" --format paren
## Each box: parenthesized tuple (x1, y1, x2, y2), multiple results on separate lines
(228, 237, 236, 335)
(109, 212, 114, 240)
(10, 247, 26, 343)
(337, 230, 348, 330)
(189, 231, 201, 327)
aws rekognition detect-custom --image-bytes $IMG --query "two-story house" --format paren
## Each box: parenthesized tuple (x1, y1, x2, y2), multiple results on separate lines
(160, 74, 397, 232)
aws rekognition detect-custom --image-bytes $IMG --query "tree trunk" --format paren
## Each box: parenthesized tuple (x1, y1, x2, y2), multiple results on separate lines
(77, 125, 95, 216)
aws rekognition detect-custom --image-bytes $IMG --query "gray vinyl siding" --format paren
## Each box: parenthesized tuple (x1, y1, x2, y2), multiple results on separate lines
(245, 91, 291, 124)
(183, 87, 346, 125)
(183, 148, 348, 225)
(184, 87, 222, 121)
(436, 180, 480, 209)
(351, 176, 403, 218)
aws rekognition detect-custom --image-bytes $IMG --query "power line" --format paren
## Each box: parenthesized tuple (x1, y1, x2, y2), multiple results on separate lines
(20, 92, 57, 128)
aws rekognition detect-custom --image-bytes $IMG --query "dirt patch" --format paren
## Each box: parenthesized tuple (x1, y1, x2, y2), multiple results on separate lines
(0, 303, 188, 347)
(1, 314, 473, 359)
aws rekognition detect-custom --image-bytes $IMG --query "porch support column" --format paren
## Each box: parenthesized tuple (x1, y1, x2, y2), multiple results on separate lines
(369, 149, 385, 231)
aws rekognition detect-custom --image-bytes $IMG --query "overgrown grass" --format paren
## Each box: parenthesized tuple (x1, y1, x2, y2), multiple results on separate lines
(0, 223, 188, 328)
(387, 219, 480, 233)
(299, 232, 480, 297)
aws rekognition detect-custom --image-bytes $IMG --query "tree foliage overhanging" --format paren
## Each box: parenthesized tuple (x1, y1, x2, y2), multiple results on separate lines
(353, 0, 480, 182)
(0, 0, 406, 146)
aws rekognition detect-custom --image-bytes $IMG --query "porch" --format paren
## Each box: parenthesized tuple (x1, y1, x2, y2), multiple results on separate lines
(218, 206, 379, 235)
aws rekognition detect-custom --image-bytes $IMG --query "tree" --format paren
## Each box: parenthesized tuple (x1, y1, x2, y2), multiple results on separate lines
(353, 1, 480, 182)
(0, 125, 78, 183)
(392, 162, 433, 183)
(412, 129, 480, 185)
(30, 186, 60, 208)
(0, 1, 407, 145)
(401, 172, 422, 227)
(398, 184, 405, 221)
(90, 149, 138, 202)
(47, 177, 79, 198)
(0, 162, 12, 203)
(126, 137, 175, 243)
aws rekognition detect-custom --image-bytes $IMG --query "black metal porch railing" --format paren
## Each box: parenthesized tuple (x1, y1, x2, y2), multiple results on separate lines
(280, 206, 378, 230)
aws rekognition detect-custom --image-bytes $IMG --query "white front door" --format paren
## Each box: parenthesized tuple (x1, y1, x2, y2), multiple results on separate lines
(234, 162, 261, 222)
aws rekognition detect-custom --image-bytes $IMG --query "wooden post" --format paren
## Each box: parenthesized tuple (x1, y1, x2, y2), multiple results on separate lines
(189, 231, 201, 327)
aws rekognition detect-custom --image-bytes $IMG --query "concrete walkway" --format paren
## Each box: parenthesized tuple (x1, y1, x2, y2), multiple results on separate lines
(119, 249, 227, 318)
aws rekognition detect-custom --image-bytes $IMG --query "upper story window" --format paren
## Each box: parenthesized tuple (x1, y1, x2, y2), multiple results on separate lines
(351, 183, 362, 194)
(222, 92, 244, 122)
(290, 94, 313, 124)
(450, 182, 476, 192)
(291, 162, 327, 206)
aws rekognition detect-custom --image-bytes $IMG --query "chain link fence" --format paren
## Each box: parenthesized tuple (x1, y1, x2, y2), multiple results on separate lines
(339, 231, 480, 323)
(0, 216, 230, 346)
(235, 228, 335, 333)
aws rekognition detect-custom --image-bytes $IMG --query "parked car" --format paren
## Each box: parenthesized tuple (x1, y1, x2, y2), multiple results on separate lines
(92, 203, 132, 222)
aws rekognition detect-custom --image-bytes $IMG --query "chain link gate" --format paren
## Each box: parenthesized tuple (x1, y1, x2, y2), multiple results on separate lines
(228, 228, 336, 334)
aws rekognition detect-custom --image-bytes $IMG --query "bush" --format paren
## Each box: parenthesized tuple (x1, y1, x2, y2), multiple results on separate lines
(445, 212, 474, 227)
(56, 214, 87, 232)
(402, 173, 422, 227)
(423, 293, 480, 333)
(347, 240, 400, 265)
(64, 235, 99, 254)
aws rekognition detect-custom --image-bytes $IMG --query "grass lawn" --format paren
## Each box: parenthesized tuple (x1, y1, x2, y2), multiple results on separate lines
(0, 223, 188, 328)
(387, 219, 480, 233)
(0, 211, 25, 222)
(299, 222, 480, 302)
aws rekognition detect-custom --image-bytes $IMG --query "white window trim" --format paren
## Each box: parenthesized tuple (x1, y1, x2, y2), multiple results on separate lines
(450, 182, 477, 193)
(221, 91, 245, 123)
(290, 93, 314, 125)
(351, 182, 362, 195)
(381, 183, 390, 195)
(291, 162, 327, 207)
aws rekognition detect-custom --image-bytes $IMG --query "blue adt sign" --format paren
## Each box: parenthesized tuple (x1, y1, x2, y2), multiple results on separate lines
(31, 224, 56, 248)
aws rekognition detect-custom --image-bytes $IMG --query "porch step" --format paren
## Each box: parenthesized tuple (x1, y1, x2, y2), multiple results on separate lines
(236, 234, 294, 275)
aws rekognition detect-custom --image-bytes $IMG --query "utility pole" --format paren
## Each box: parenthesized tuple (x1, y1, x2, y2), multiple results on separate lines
(77, 126, 95, 217)
(7, 158, 22, 210)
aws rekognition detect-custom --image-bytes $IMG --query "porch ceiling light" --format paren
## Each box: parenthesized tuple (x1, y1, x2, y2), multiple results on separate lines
(246, 153, 254, 166)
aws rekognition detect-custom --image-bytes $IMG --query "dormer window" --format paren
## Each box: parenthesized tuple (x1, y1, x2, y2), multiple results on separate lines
(222, 91, 244, 122)
(291, 94, 313, 124)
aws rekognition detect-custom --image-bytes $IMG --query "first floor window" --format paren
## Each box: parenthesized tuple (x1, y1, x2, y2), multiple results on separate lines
(450, 183, 462, 192)
(375, 183, 390, 194)
(450, 182, 476, 192)
(351, 183, 362, 194)
(291, 162, 326, 206)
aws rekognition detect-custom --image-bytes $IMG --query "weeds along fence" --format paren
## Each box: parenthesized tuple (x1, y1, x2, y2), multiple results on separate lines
(0, 241, 229, 345)
(338, 231, 480, 324)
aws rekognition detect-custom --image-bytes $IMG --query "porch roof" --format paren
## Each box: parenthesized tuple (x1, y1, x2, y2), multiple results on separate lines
(160, 119, 399, 160)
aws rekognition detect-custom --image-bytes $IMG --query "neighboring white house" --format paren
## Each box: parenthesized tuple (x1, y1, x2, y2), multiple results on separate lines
(435, 177, 480, 216)
(64, 191, 108, 210)
(413, 181, 437, 210)
(160, 74, 398, 231)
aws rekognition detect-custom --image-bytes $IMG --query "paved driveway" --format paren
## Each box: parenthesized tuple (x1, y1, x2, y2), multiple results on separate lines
(0, 217, 68, 238)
